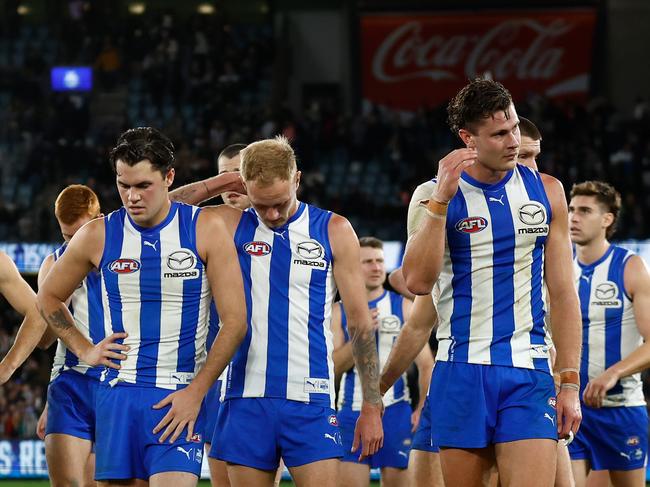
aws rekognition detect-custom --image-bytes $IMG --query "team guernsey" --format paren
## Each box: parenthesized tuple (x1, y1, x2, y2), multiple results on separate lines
(338, 290, 409, 410)
(569, 245, 647, 470)
(50, 243, 106, 380)
(99, 202, 211, 389)
(432, 164, 552, 372)
(224, 202, 337, 408)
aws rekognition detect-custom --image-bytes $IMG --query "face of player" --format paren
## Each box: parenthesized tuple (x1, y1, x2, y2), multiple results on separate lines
(218, 154, 250, 210)
(116, 159, 174, 227)
(568, 195, 613, 246)
(518, 135, 541, 170)
(245, 172, 300, 229)
(360, 246, 386, 292)
(58, 214, 95, 242)
(461, 103, 520, 173)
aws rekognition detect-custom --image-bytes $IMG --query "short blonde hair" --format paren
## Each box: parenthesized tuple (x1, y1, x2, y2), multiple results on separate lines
(240, 136, 297, 184)
(54, 184, 101, 225)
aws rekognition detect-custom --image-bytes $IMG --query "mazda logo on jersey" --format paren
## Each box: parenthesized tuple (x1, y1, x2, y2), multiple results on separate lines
(518, 202, 546, 226)
(594, 282, 618, 300)
(296, 240, 324, 260)
(455, 216, 488, 234)
(167, 250, 195, 270)
(244, 241, 272, 256)
(380, 315, 401, 332)
(109, 259, 141, 274)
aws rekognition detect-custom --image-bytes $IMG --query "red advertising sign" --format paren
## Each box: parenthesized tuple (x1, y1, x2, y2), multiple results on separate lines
(361, 10, 597, 111)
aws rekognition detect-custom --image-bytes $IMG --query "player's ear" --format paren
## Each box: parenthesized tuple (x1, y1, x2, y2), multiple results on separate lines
(603, 212, 614, 230)
(458, 129, 475, 149)
(165, 168, 175, 188)
(294, 171, 301, 188)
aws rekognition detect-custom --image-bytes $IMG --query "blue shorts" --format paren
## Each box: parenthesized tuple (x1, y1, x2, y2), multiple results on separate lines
(568, 405, 648, 471)
(94, 384, 206, 481)
(204, 380, 223, 446)
(339, 400, 413, 469)
(429, 362, 557, 448)
(412, 396, 439, 453)
(211, 398, 343, 470)
(46, 370, 98, 441)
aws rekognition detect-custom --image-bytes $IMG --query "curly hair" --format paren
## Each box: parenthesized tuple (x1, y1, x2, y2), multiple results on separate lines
(109, 127, 175, 174)
(447, 78, 513, 136)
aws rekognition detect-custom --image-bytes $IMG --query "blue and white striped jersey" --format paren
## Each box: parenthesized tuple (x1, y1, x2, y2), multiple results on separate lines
(206, 301, 226, 400)
(50, 243, 106, 380)
(414, 164, 552, 372)
(99, 202, 211, 389)
(575, 245, 645, 407)
(338, 290, 409, 411)
(224, 202, 338, 408)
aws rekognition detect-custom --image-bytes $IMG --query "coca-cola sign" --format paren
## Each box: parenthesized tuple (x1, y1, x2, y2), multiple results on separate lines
(361, 10, 597, 110)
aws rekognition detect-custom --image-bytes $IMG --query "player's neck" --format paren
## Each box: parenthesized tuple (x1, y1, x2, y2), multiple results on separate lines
(464, 161, 509, 185)
(366, 285, 384, 302)
(576, 238, 610, 265)
(141, 199, 172, 228)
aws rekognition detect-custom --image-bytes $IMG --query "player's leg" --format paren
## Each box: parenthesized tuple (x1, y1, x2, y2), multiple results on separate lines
(288, 459, 340, 487)
(373, 401, 412, 487)
(45, 434, 94, 487)
(439, 447, 496, 487)
(205, 445, 231, 487)
(555, 444, 576, 487)
(607, 469, 644, 487)
(149, 471, 200, 487)
(495, 439, 557, 487)
(571, 460, 591, 487)
(85, 453, 96, 487)
(338, 462, 370, 487)
(227, 465, 277, 487)
(97, 480, 148, 486)
(204, 381, 231, 487)
(585, 470, 611, 487)
(408, 450, 445, 487)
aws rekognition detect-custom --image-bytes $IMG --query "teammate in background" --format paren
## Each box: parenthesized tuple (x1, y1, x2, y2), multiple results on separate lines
(398, 78, 582, 486)
(517, 117, 542, 170)
(331, 236, 434, 487)
(37, 127, 248, 486)
(201, 136, 383, 487)
(568, 181, 650, 487)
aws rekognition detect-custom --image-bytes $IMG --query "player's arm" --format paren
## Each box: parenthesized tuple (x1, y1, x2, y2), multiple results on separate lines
(0, 251, 36, 315)
(542, 174, 582, 437)
(154, 206, 248, 443)
(387, 267, 415, 300)
(330, 214, 383, 460)
(381, 294, 436, 394)
(331, 303, 354, 382)
(402, 149, 476, 295)
(35, 255, 59, 349)
(408, 294, 434, 430)
(37, 219, 129, 368)
(168, 172, 244, 205)
(583, 255, 650, 408)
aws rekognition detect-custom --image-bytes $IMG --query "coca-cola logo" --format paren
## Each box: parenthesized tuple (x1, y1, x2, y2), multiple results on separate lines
(372, 19, 571, 84)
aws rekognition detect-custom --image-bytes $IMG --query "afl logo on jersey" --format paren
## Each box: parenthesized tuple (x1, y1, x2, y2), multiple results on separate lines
(455, 216, 488, 234)
(244, 241, 272, 256)
(109, 259, 141, 274)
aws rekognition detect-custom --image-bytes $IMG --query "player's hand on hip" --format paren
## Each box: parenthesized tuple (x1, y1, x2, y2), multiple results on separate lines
(410, 405, 423, 433)
(582, 369, 619, 408)
(83, 332, 129, 368)
(352, 401, 384, 461)
(37, 402, 48, 440)
(556, 387, 581, 440)
(152, 387, 202, 443)
(433, 149, 478, 203)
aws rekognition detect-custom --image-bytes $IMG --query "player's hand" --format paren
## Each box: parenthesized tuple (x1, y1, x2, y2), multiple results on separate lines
(370, 308, 380, 331)
(583, 368, 619, 408)
(152, 386, 203, 443)
(37, 402, 48, 440)
(81, 333, 130, 368)
(227, 173, 246, 195)
(411, 404, 423, 433)
(432, 149, 478, 203)
(352, 401, 384, 461)
(0, 362, 16, 385)
(556, 387, 581, 440)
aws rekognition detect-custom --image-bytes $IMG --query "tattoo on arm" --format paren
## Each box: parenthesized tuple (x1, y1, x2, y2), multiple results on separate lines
(169, 186, 198, 203)
(38, 307, 74, 331)
(350, 325, 382, 405)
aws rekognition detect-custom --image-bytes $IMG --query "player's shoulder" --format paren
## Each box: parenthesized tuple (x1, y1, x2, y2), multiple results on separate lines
(0, 251, 19, 280)
(411, 179, 437, 204)
(198, 204, 243, 230)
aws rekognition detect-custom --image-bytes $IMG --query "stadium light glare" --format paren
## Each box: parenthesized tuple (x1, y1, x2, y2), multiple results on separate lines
(198, 3, 215, 15)
(128, 2, 146, 15)
(17, 4, 31, 15)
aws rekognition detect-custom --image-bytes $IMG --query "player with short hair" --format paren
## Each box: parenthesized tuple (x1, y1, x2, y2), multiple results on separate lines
(396, 78, 582, 486)
(568, 181, 650, 487)
(206, 136, 383, 487)
(332, 236, 434, 487)
(517, 117, 542, 170)
(37, 127, 248, 486)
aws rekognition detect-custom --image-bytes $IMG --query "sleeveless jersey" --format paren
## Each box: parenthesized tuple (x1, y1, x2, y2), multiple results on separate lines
(100, 202, 211, 389)
(224, 202, 337, 408)
(575, 245, 645, 407)
(338, 290, 409, 411)
(428, 164, 552, 372)
(50, 243, 105, 380)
